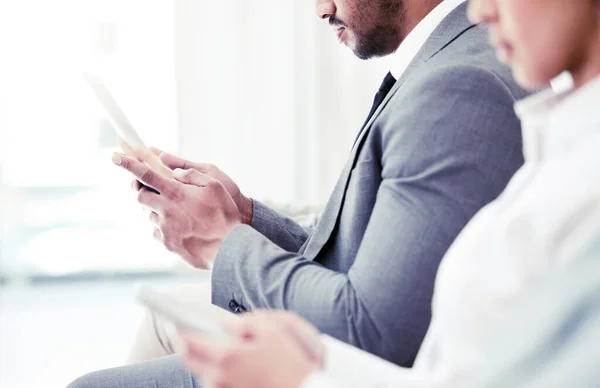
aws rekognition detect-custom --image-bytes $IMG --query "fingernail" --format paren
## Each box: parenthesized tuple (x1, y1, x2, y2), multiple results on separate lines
(112, 154, 122, 165)
(173, 168, 185, 177)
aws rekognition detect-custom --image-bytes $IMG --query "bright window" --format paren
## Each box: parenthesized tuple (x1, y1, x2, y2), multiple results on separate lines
(0, 0, 179, 279)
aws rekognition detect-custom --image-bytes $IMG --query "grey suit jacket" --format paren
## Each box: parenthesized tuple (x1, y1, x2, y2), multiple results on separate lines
(212, 3, 530, 366)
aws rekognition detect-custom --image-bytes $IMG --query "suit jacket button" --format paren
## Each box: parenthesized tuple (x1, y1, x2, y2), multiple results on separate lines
(228, 300, 238, 311)
(234, 305, 246, 314)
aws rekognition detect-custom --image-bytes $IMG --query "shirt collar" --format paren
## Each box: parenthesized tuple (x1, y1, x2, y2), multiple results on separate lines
(515, 73, 600, 161)
(389, 0, 467, 80)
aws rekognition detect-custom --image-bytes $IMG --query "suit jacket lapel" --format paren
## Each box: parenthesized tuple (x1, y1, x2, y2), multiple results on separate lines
(353, 3, 475, 152)
(302, 3, 475, 260)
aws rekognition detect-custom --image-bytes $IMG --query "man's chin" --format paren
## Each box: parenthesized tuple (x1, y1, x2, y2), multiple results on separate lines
(338, 32, 369, 59)
(339, 42, 367, 60)
(352, 46, 377, 61)
(353, 42, 396, 61)
(344, 39, 373, 60)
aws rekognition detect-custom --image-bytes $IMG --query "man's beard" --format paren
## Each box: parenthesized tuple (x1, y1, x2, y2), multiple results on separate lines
(353, 0, 405, 60)
(354, 24, 400, 60)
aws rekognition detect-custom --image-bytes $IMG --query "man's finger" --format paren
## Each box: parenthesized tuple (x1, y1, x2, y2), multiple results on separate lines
(158, 152, 202, 171)
(118, 138, 137, 159)
(148, 147, 164, 156)
(135, 150, 174, 179)
(149, 211, 160, 224)
(137, 188, 165, 212)
(173, 168, 216, 187)
(153, 227, 162, 241)
(118, 141, 172, 179)
(113, 153, 175, 195)
(132, 179, 143, 192)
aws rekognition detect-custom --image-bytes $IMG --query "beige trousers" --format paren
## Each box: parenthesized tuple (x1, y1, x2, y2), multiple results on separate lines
(127, 282, 232, 364)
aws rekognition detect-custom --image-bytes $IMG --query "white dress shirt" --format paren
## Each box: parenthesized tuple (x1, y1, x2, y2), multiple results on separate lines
(302, 74, 600, 387)
(388, 0, 466, 80)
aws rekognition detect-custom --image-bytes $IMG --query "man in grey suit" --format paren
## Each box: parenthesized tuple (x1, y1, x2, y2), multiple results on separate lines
(69, 0, 528, 386)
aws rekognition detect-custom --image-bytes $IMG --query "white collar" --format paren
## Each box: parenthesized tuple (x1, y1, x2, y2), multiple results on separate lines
(389, 0, 466, 80)
(515, 73, 600, 161)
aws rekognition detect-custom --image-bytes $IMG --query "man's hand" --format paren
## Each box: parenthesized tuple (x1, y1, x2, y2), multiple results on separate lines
(179, 311, 324, 388)
(118, 140, 173, 179)
(130, 148, 253, 225)
(112, 152, 242, 269)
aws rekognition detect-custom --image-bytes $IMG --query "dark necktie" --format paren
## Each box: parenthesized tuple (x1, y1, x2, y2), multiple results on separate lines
(353, 71, 397, 147)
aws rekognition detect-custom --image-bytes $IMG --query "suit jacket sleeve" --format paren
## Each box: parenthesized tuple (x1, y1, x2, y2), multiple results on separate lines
(250, 200, 312, 252)
(212, 65, 524, 366)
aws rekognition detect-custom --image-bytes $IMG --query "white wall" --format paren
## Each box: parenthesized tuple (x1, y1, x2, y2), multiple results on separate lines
(173, 0, 388, 206)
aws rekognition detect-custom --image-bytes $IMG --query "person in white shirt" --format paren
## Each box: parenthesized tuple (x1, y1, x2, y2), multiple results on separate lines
(473, 238, 600, 388)
(170, 0, 600, 387)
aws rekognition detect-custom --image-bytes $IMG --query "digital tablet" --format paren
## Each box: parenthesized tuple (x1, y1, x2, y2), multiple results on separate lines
(137, 285, 231, 340)
(82, 72, 147, 151)
(83, 72, 172, 193)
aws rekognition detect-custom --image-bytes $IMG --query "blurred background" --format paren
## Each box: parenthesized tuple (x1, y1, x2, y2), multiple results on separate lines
(0, 0, 387, 386)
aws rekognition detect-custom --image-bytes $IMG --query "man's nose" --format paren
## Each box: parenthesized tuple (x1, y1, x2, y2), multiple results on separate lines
(316, 0, 336, 19)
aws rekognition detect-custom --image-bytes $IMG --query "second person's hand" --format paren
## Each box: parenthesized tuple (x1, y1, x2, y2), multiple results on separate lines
(178, 311, 324, 388)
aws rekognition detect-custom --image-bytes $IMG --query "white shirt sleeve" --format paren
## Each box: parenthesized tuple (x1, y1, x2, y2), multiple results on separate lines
(316, 335, 413, 388)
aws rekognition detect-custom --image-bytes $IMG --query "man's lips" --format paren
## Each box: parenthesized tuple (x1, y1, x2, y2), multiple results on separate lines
(328, 15, 347, 43)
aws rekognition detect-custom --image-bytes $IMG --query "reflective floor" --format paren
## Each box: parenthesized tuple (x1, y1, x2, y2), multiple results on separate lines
(0, 275, 208, 388)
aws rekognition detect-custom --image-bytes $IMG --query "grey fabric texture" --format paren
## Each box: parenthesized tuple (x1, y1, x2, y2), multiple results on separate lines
(212, 2, 530, 367)
(67, 355, 198, 388)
